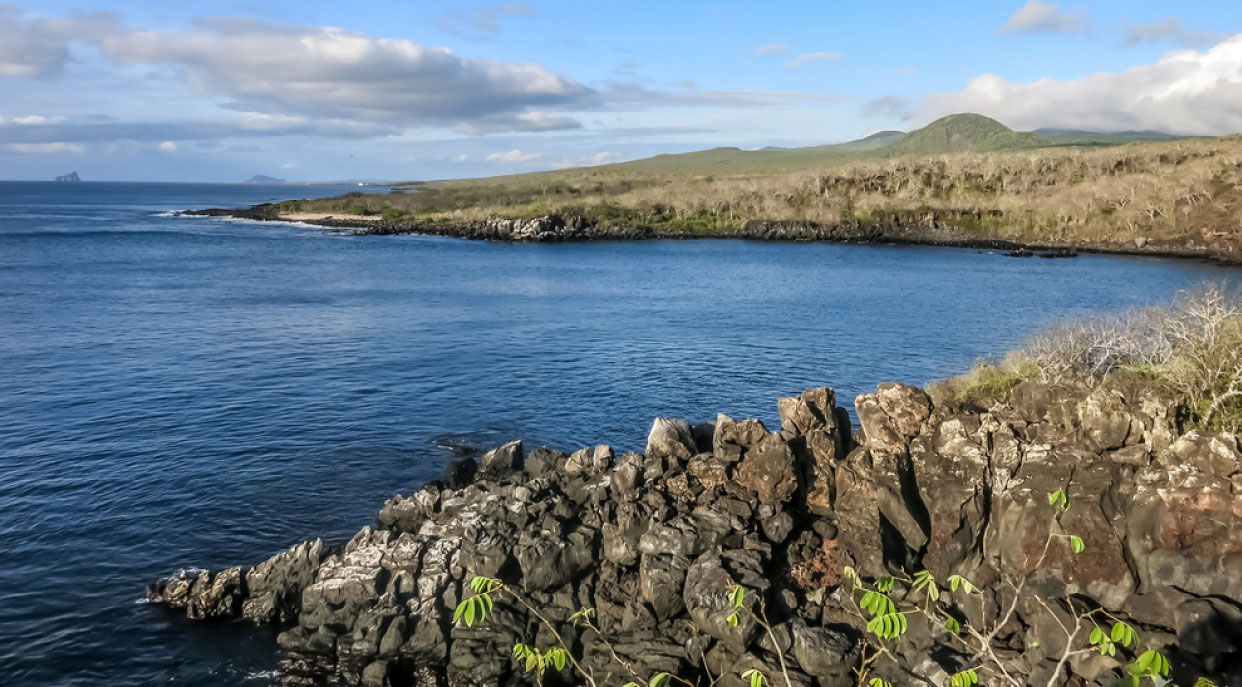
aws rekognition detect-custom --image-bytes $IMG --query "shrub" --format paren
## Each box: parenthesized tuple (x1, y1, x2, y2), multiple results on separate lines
(1019, 282, 1242, 430)
(380, 206, 408, 222)
(938, 356, 1041, 405)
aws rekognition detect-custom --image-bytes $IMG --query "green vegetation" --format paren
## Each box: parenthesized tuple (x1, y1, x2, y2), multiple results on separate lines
(881, 113, 1049, 155)
(288, 113, 1242, 251)
(933, 283, 1242, 431)
(945, 357, 1042, 405)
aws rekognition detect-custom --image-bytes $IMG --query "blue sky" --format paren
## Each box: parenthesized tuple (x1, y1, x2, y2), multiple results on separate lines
(1, 1, 1240, 181)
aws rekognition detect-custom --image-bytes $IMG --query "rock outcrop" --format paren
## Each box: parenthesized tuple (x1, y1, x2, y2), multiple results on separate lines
(176, 207, 1242, 264)
(147, 383, 1242, 687)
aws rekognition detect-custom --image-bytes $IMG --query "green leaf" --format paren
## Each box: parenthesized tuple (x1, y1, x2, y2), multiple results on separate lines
(1049, 489, 1070, 511)
(869, 679, 892, 687)
(525, 653, 539, 674)
(1132, 650, 1170, 678)
(732, 584, 745, 608)
(866, 612, 908, 641)
(464, 599, 476, 626)
(1090, 627, 1105, 645)
(1069, 535, 1085, 554)
(943, 616, 962, 636)
(453, 600, 467, 624)
(1194, 678, 1216, 687)
(651, 672, 672, 687)
(1110, 621, 1136, 648)
(860, 591, 896, 618)
(727, 611, 740, 627)
(912, 570, 939, 602)
(877, 576, 895, 593)
(947, 575, 977, 594)
(551, 648, 567, 671)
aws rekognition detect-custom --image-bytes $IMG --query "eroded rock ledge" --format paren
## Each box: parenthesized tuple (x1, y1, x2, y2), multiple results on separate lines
(147, 383, 1242, 687)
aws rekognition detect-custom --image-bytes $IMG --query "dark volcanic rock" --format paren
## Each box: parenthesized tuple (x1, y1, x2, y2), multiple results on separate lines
(148, 382, 1242, 687)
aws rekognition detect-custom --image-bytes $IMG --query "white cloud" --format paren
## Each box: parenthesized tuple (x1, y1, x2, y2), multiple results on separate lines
(917, 34, 1242, 135)
(998, 0, 1089, 36)
(486, 149, 541, 163)
(455, 154, 469, 162)
(0, 8, 592, 135)
(548, 151, 625, 169)
(280, 161, 297, 169)
(0, 6, 118, 77)
(6, 142, 85, 154)
(1122, 17, 1227, 48)
(785, 52, 843, 69)
(13, 114, 54, 124)
(752, 43, 787, 57)
(435, 3, 537, 36)
(158, 140, 177, 152)
(0, 6, 855, 150)
(863, 95, 911, 119)
(91, 18, 593, 131)
(451, 112, 582, 135)
(0, 116, 396, 145)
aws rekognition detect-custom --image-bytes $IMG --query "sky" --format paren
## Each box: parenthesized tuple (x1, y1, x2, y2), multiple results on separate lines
(1, 1, 1241, 182)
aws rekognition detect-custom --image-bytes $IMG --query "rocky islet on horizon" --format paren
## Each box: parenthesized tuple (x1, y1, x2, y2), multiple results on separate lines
(147, 381, 1242, 687)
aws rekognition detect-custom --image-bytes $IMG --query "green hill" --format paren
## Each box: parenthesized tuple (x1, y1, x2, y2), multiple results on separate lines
(881, 114, 1049, 155)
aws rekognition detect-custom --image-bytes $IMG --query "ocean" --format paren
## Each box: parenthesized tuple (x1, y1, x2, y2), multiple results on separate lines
(0, 181, 1235, 686)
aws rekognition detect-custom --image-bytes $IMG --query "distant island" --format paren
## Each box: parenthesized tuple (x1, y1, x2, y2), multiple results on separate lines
(54, 172, 81, 182)
(190, 113, 1242, 262)
(246, 174, 286, 183)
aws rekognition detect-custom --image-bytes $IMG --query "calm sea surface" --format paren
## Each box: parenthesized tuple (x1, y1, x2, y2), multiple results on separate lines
(0, 181, 1236, 686)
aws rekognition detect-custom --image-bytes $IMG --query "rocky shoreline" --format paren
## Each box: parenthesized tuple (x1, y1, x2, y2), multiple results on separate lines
(177, 206, 1240, 264)
(147, 381, 1242, 687)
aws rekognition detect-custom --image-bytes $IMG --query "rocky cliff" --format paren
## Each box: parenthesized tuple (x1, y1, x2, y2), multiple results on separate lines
(147, 382, 1242, 687)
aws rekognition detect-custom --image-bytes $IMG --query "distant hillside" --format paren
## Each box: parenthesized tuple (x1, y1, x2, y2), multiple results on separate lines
(881, 114, 1049, 155)
(454, 115, 1186, 182)
(1034, 128, 1189, 145)
(247, 174, 286, 183)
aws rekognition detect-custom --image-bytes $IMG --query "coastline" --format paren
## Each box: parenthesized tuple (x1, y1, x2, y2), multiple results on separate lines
(146, 380, 1242, 687)
(179, 205, 1242, 265)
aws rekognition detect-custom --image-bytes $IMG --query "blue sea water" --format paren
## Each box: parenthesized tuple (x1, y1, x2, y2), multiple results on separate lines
(0, 181, 1237, 686)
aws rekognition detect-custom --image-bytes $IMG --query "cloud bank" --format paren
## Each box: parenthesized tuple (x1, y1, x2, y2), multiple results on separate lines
(917, 35, 1242, 134)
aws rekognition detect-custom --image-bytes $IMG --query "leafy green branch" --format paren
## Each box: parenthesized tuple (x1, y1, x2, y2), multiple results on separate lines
(839, 488, 1179, 687)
